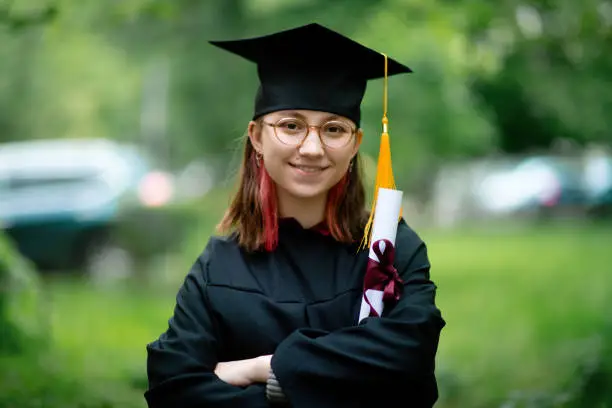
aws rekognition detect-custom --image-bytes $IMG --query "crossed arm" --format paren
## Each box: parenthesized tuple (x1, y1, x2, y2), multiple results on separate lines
(145, 241, 444, 408)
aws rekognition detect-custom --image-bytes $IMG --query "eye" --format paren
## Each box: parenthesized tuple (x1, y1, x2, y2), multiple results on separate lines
(276, 118, 306, 134)
(322, 121, 351, 136)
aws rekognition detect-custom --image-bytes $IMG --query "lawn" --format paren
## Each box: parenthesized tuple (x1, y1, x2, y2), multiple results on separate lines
(2, 220, 611, 407)
(421, 222, 612, 406)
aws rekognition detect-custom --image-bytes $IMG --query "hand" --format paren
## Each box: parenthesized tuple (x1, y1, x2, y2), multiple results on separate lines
(214, 355, 272, 387)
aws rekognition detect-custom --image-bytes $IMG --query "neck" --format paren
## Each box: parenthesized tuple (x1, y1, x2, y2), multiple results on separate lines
(277, 189, 327, 228)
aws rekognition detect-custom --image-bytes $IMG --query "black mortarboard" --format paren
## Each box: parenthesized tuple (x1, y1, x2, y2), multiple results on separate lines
(209, 23, 412, 127)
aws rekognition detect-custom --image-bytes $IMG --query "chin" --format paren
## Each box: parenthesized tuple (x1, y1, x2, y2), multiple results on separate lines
(282, 184, 330, 200)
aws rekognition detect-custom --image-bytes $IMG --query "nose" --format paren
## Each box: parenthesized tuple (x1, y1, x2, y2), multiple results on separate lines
(298, 127, 324, 157)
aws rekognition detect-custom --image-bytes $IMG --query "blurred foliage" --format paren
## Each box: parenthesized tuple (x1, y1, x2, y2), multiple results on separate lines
(423, 221, 612, 407)
(0, 232, 45, 354)
(0, 231, 147, 408)
(568, 319, 612, 407)
(0, 236, 24, 353)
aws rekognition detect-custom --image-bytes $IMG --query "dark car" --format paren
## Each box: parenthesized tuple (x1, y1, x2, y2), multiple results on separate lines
(584, 153, 612, 216)
(0, 138, 176, 277)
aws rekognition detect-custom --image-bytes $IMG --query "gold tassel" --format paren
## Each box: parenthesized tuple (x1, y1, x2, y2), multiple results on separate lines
(360, 53, 401, 250)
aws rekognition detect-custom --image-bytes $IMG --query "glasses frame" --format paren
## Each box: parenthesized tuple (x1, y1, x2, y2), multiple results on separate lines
(262, 117, 357, 149)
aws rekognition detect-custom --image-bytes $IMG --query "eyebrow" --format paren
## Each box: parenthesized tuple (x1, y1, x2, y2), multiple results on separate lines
(277, 111, 343, 122)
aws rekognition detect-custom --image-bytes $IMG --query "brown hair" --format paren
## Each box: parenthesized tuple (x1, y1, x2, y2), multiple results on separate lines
(216, 124, 368, 253)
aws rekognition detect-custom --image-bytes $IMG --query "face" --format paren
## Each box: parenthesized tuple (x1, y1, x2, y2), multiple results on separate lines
(248, 109, 362, 201)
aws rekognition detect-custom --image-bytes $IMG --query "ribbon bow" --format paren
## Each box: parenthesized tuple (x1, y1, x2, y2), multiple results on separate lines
(362, 239, 404, 317)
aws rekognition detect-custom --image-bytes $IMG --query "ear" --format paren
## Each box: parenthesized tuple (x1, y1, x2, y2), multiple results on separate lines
(248, 121, 263, 154)
(352, 128, 363, 157)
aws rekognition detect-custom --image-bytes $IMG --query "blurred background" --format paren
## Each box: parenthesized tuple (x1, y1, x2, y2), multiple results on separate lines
(1, 0, 612, 407)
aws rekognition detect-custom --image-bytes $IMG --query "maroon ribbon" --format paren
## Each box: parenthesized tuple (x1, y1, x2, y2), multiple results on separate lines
(363, 239, 404, 317)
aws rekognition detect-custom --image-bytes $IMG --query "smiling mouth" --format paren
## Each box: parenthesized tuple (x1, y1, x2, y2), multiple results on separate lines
(289, 163, 329, 173)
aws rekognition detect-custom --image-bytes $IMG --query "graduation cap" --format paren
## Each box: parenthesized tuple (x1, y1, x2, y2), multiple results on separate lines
(210, 23, 412, 247)
(209, 23, 411, 127)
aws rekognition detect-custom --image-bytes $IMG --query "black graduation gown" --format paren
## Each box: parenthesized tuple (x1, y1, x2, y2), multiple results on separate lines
(145, 218, 445, 408)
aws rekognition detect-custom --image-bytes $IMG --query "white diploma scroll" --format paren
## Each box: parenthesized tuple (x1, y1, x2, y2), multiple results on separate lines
(358, 187, 404, 324)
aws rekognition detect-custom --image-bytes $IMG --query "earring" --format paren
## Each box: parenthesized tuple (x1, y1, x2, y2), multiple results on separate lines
(256, 153, 262, 168)
(348, 159, 354, 173)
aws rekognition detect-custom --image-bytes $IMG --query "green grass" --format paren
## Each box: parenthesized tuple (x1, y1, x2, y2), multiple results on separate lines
(423, 223, 612, 406)
(3, 219, 612, 407)
(0, 277, 178, 408)
(46, 279, 175, 382)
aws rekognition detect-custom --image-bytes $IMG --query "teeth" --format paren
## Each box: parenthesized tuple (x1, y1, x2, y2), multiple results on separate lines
(293, 165, 323, 172)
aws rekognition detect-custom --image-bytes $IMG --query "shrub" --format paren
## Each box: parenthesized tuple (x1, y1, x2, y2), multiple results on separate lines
(0, 233, 45, 354)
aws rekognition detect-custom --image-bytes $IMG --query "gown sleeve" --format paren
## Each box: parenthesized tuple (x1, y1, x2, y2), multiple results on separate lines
(270, 226, 446, 408)
(144, 241, 269, 408)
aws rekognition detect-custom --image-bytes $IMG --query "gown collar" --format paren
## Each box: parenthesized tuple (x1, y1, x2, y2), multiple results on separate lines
(278, 217, 330, 236)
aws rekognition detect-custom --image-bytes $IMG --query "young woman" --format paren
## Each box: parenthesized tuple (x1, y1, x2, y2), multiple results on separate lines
(145, 23, 445, 408)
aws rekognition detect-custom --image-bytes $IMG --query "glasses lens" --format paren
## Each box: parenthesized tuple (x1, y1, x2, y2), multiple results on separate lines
(321, 120, 353, 148)
(274, 118, 307, 145)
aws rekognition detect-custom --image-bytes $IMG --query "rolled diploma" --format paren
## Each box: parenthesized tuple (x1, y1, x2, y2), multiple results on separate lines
(358, 187, 404, 323)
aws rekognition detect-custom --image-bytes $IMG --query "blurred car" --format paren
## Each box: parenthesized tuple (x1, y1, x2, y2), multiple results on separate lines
(0, 138, 176, 276)
(474, 155, 589, 217)
(583, 154, 612, 216)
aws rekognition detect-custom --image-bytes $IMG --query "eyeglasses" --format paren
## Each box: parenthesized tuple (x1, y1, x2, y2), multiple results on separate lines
(263, 117, 356, 149)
